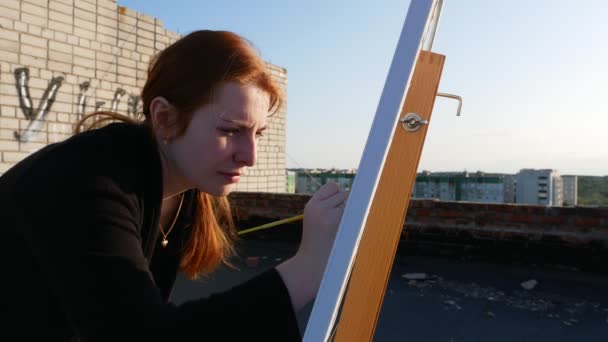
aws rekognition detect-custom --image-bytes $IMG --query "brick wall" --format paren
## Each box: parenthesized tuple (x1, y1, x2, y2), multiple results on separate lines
(0, 0, 287, 192)
(228, 192, 608, 271)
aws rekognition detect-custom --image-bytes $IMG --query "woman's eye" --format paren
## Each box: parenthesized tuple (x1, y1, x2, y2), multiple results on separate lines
(219, 127, 265, 139)
(219, 128, 239, 136)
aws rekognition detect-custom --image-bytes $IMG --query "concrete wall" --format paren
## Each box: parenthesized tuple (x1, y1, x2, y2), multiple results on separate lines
(0, 0, 287, 192)
(228, 192, 608, 271)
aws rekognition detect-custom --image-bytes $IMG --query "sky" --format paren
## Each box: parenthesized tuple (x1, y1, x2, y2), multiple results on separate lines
(117, 0, 608, 176)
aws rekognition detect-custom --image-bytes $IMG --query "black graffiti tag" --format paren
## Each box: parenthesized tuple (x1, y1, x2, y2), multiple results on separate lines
(14, 67, 63, 142)
(10, 67, 142, 142)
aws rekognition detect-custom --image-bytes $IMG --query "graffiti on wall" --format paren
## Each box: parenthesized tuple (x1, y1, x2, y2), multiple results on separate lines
(10, 67, 142, 143)
(77, 85, 140, 117)
(14, 67, 64, 142)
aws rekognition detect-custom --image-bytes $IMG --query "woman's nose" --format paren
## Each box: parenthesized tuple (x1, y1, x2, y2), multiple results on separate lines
(234, 135, 256, 167)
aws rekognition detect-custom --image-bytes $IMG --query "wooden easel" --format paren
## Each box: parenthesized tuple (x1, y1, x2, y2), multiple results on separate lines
(303, 1, 453, 340)
(333, 48, 445, 341)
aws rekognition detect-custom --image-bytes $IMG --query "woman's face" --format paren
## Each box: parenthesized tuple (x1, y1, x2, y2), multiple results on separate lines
(169, 82, 270, 196)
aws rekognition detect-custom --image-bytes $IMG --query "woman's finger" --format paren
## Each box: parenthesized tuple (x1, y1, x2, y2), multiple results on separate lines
(310, 182, 340, 202)
(322, 190, 349, 208)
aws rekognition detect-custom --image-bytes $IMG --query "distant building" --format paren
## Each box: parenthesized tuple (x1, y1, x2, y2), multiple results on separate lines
(412, 171, 505, 203)
(292, 168, 573, 207)
(562, 175, 578, 206)
(515, 169, 563, 206)
(292, 169, 356, 194)
(503, 174, 516, 203)
(285, 170, 296, 193)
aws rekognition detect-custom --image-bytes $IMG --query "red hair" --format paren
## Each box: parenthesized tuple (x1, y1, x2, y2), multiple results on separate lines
(77, 30, 283, 279)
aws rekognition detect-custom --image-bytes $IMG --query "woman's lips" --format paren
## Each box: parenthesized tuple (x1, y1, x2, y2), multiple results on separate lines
(219, 172, 241, 183)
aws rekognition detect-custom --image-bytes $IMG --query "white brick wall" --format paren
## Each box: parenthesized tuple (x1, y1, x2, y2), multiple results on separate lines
(0, 0, 288, 192)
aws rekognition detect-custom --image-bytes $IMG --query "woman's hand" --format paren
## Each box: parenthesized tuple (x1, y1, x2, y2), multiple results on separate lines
(298, 182, 348, 263)
(276, 182, 348, 312)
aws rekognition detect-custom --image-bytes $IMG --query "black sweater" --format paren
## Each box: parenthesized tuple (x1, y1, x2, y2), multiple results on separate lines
(0, 122, 301, 341)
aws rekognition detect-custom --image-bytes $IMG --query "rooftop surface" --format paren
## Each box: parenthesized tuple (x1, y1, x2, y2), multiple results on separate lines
(171, 239, 608, 341)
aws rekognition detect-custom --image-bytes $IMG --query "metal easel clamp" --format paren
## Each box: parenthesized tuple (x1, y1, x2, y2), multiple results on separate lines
(399, 113, 428, 132)
(400, 92, 462, 133)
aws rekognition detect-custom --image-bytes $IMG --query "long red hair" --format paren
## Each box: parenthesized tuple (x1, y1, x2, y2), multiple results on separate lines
(76, 30, 283, 279)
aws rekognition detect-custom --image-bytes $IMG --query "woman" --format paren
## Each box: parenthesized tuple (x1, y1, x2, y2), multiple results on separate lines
(0, 30, 347, 341)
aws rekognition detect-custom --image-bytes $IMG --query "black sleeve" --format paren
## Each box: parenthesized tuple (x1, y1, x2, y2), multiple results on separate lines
(19, 175, 301, 341)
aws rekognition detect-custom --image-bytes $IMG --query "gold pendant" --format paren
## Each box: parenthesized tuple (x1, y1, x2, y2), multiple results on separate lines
(161, 239, 168, 247)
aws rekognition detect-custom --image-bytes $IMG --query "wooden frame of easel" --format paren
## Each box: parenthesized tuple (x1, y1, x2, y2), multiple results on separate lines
(303, 1, 447, 340)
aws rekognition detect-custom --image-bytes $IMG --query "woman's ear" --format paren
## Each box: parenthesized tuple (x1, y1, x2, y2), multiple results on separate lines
(149, 96, 179, 142)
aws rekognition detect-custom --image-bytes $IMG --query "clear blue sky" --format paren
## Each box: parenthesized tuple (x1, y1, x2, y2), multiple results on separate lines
(117, 0, 608, 176)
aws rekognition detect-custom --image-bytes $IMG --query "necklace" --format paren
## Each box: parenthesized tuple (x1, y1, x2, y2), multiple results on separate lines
(159, 192, 185, 248)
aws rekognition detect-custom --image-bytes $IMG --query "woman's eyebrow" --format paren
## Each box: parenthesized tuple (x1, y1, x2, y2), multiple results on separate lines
(220, 118, 267, 130)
